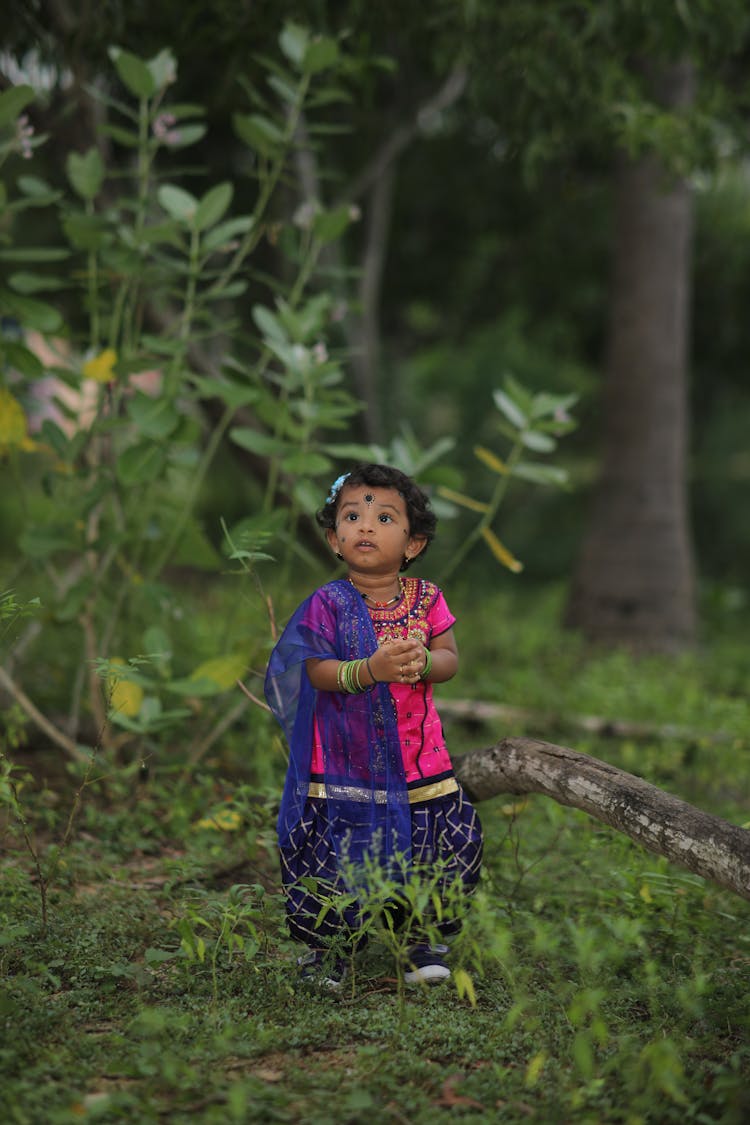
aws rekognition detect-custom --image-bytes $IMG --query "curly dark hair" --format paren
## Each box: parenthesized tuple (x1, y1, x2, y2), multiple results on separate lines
(316, 463, 437, 570)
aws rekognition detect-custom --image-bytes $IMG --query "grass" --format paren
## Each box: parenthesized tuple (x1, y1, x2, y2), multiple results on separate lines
(2, 584, 750, 1124)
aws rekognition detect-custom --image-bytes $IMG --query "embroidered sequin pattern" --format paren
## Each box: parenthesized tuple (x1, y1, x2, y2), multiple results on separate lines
(371, 577, 439, 645)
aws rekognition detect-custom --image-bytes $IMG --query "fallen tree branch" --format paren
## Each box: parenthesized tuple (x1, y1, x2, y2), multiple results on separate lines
(441, 697, 731, 744)
(0, 664, 91, 764)
(454, 735, 750, 902)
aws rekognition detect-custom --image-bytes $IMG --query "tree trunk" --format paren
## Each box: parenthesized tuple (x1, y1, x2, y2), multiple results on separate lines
(454, 736, 750, 902)
(350, 164, 395, 443)
(565, 60, 696, 651)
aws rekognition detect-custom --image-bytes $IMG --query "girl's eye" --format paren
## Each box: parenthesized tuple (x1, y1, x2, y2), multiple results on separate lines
(344, 512, 359, 521)
(378, 514, 393, 523)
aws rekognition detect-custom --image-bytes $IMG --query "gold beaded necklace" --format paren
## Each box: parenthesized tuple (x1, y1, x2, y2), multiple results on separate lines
(350, 576, 414, 641)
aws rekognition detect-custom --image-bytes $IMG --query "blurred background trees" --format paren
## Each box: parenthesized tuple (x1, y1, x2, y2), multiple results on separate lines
(3, 0, 750, 753)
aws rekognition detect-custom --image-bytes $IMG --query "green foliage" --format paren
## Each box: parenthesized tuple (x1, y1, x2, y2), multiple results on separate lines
(0, 26, 379, 753)
(439, 375, 577, 580)
(2, 594, 750, 1121)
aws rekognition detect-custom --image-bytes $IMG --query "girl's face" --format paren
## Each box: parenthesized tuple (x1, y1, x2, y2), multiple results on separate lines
(326, 484, 426, 575)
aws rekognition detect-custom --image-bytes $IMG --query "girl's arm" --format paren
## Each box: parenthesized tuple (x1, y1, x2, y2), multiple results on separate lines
(305, 627, 458, 690)
(424, 626, 458, 683)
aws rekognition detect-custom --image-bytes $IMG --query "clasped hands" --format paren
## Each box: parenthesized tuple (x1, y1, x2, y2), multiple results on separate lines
(370, 637, 427, 684)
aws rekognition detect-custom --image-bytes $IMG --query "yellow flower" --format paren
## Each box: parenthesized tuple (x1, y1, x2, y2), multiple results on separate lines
(107, 657, 144, 717)
(195, 809, 242, 832)
(481, 526, 524, 573)
(474, 445, 509, 475)
(83, 348, 118, 383)
(0, 388, 37, 454)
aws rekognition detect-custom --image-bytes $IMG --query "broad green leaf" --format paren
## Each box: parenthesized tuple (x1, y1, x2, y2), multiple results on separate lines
(201, 215, 254, 253)
(165, 123, 206, 149)
(511, 462, 569, 487)
(19, 524, 80, 559)
(40, 419, 71, 458)
(99, 122, 139, 148)
(232, 112, 284, 156)
(504, 373, 536, 417)
(492, 388, 527, 430)
(190, 652, 248, 690)
(279, 22, 309, 65)
(280, 450, 332, 475)
(146, 48, 176, 90)
(267, 74, 298, 105)
(0, 85, 34, 127)
(108, 47, 157, 98)
(158, 183, 198, 223)
(313, 204, 353, 244)
(116, 441, 167, 486)
(229, 427, 288, 456)
(0, 248, 71, 262)
(530, 391, 578, 420)
(0, 340, 43, 379)
(252, 304, 288, 345)
(137, 220, 181, 246)
(17, 176, 61, 202)
(8, 272, 66, 294)
(127, 392, 180, 439)
(55, 577, 94, 623)
(194, 182, 233, 232)
(66, 147, 105, 201)
(0, 291, 62, 332)
(520, 429, 556, 453)
(202, 281, 246, 301)
(189, 376, 259, 410)
(139, 334, 184, 357)
(304, 36, 339, 75)
(142, 626, 173, 665)
(307, 85, 352, 108)
(62, 212, 107, 251)
(167, 102, 206, 119)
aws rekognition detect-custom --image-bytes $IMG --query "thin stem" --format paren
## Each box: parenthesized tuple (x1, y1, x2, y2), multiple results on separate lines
(441, 438, 524, 584)
(86, 198, 100, 351)
(1, 756, 49, 931)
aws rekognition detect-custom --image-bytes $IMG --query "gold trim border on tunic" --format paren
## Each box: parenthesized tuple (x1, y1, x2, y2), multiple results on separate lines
(305, 777, 458, 805)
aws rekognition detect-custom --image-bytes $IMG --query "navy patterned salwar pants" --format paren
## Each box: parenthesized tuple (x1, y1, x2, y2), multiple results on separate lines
(279, 785, 483, 950)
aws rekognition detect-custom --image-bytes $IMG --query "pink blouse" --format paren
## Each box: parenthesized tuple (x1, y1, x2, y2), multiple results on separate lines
(311, 578, 456, 783)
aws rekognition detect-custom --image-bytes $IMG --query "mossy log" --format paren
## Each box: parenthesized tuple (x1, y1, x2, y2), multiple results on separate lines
(454, 736, 750, 903)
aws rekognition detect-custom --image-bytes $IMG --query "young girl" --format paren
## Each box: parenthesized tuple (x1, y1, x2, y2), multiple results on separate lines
(264, 463, 483, 988)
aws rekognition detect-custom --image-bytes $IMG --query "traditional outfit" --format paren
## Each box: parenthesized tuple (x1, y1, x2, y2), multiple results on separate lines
(265, 577, 482, 950)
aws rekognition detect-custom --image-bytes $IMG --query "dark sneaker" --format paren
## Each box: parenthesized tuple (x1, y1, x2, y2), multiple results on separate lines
(403, 944, 451, 985)
(297, 949, 347, 991)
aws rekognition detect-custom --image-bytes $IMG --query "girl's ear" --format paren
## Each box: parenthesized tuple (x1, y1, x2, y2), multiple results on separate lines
(326, 527, 340, 554)
(407, 535, 427, 560)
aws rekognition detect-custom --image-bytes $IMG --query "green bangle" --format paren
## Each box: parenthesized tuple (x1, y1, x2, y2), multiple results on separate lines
(419, 647, 432, 681)
(338, 658, 371, 694)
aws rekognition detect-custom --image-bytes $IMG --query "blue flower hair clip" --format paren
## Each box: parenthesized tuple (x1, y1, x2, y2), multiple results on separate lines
(326, 472, 350, 505)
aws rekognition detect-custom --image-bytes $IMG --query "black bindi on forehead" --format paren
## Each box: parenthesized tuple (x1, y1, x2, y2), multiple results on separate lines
(364, 493, 374, 504)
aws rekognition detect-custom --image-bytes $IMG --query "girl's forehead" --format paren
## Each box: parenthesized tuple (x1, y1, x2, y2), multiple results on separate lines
(338, 483, 407, 511)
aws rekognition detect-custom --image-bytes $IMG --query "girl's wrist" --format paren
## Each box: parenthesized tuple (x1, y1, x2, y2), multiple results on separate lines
(336, 658, 377, 693)
(419, 646, 432, 681)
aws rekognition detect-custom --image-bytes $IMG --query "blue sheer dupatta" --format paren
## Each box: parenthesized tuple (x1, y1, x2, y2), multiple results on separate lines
(265, 580, 411, 875)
